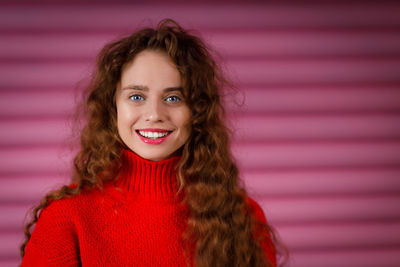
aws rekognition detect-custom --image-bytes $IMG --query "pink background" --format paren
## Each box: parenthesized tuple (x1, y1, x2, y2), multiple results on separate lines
(1, 1, 400, 266)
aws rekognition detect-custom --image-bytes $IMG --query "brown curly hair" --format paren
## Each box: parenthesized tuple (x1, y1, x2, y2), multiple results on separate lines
(21, 19, 279, 267)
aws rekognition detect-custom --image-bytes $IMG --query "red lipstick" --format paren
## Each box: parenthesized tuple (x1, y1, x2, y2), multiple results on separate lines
(136, 129, 172, 145)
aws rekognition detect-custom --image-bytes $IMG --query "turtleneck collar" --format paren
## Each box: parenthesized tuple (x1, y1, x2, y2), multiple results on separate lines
(114, 149, 182, 200)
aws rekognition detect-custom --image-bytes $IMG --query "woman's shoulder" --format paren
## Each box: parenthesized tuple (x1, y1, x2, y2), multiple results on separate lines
(38, 193, 80, 223)
(246, 196, 278, 266)
(246, 196, 268, 224)
(38, 185, 106, 220)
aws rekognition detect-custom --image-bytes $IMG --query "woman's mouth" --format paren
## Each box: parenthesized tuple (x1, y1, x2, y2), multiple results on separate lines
(136, 129, 172, 144)
(138, 130, 170, 139)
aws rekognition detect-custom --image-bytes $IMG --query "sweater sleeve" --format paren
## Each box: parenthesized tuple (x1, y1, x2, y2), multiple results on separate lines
(247, 197, 277, 267)
(21, 200, 80, 267)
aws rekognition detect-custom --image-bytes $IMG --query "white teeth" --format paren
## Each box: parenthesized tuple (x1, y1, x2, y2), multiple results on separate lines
(138, 131, 169, 139)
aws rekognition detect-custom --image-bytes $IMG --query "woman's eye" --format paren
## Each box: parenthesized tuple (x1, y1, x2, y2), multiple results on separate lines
(129, 95, 144, 101)
(165, 95, 181, 102)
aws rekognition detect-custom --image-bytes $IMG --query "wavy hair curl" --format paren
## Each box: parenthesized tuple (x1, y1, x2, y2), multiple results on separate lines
(21, 19, 279, 267)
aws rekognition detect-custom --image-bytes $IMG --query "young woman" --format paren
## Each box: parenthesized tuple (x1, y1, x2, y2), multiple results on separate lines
(21, 19, 279, 267)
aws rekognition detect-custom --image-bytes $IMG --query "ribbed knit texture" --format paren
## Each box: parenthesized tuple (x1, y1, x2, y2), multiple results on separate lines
(22, 149, 276, 266)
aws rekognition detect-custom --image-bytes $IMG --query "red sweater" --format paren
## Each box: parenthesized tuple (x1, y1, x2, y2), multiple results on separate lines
(22, 149, 276, 266)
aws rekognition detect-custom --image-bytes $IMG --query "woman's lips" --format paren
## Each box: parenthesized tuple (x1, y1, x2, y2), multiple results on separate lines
(135, 129, 172, 144)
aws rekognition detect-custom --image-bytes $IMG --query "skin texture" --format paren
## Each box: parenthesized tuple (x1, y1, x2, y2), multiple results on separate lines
(115, 50, 191, 161)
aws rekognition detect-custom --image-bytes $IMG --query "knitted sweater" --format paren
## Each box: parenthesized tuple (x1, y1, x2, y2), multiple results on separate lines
(22, 149, 276, 266)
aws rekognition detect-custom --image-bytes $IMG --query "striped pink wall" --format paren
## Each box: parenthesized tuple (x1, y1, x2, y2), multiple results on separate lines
(1, 1, 400, 266)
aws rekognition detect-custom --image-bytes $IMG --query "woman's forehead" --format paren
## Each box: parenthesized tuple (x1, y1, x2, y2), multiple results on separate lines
(120, 50, 182, 89)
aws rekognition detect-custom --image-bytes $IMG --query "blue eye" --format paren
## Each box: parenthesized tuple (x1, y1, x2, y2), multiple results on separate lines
(129, 95, 144, 101)
(165, 95, 181, 102)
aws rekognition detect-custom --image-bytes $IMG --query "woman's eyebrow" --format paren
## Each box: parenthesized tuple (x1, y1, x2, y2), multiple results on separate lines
(121, 85, 183, 93)
(164, 87, 183, 93)
(121, 85, 149, 91)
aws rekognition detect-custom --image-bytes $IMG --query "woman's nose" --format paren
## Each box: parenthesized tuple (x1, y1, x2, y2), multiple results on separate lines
(144, 99, 165, 122)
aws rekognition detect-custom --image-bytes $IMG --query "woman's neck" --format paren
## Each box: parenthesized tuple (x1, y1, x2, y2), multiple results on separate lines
(113, 149, 182, 200)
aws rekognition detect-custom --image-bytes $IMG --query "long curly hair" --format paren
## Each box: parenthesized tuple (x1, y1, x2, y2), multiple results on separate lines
(21, 19, 279, 267)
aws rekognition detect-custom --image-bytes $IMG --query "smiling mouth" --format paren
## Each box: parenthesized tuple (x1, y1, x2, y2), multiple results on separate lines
(136, 130, 172, 139)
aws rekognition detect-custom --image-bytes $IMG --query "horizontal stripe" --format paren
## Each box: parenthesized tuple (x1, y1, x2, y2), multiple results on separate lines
(0, 4, 399, 31)
(1, 30, 400, 59)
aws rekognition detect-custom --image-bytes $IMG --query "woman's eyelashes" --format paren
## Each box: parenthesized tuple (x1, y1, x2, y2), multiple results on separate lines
(129, 94, 145, 101)
(165, 95, 181, 102)
(128, 93, 183, 103)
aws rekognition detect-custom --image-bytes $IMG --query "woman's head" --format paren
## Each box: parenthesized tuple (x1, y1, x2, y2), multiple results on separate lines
(83, 19, 224, 165)
(116, 49, 191, 161)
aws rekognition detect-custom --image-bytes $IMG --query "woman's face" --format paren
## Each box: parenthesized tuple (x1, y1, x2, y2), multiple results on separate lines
(115, 50, 191, 161)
